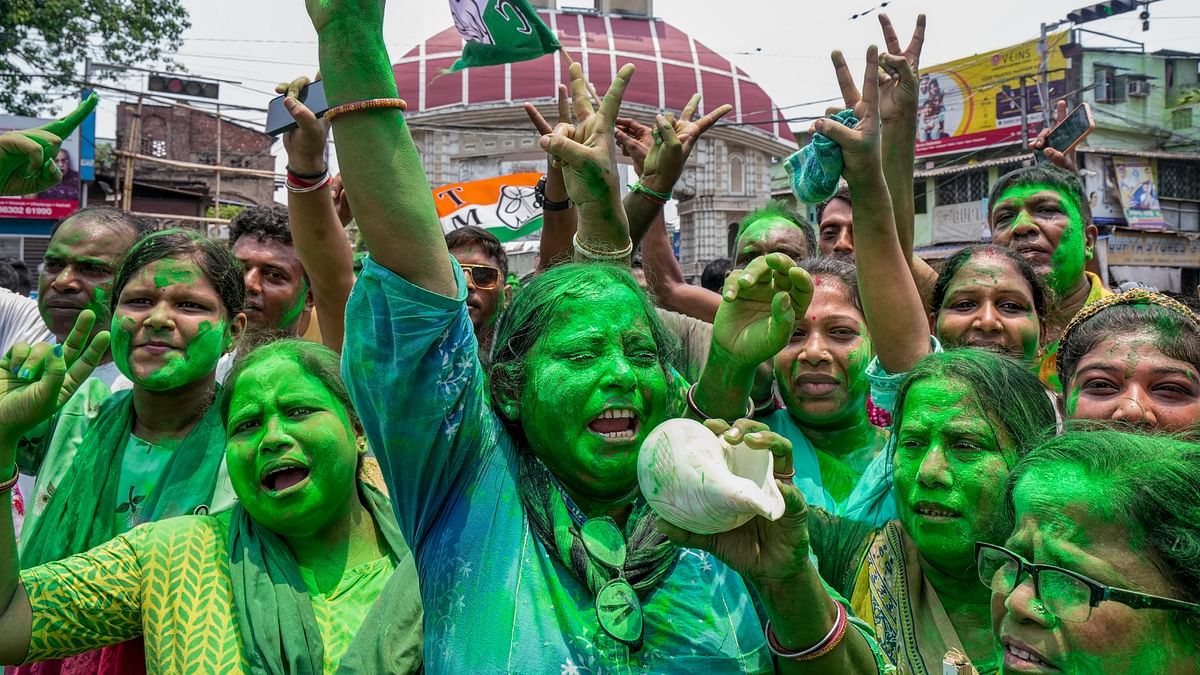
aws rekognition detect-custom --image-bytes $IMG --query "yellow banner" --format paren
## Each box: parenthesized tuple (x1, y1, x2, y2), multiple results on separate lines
(917, 32, 1068, 157)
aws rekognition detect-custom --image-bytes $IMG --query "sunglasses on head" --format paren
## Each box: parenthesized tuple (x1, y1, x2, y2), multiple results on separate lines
(460, 263, 501, 290)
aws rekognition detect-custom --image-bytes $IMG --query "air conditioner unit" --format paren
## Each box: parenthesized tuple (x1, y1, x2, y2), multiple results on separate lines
(1128, 78, 1151, 97)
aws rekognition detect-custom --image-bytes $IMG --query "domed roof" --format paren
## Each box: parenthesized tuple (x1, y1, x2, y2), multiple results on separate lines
(392, 9, 792, 144)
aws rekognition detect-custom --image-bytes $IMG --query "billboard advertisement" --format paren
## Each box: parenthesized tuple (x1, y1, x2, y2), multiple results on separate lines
(433, 172, 544, 243)
(1111, 157, 1167, 229)
(0, 112, 84, 220)
(917, 32, 1068, 158)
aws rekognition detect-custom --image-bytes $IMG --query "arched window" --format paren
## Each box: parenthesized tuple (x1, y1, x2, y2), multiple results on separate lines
(728, 154, 745, 195)
(140, 114, 168, 158)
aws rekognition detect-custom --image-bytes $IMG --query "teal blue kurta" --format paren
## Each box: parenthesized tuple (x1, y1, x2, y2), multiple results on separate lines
(343, 258, 784, 673)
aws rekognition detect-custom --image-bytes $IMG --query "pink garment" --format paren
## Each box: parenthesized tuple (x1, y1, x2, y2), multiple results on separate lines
(867, 394, 893, 429)
(9, 639, 146, 675)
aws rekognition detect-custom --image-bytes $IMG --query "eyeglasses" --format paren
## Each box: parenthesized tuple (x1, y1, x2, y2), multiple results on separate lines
(460, 263, 501, 290)
(580, 516, 644, 649)
(975, 541, 1200, 623)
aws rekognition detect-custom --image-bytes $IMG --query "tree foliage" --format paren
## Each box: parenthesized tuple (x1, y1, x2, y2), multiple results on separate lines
(0, 0, 190, 116)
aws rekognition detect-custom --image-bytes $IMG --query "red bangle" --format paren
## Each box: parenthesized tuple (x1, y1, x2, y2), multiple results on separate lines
(765, 601, 849, 661)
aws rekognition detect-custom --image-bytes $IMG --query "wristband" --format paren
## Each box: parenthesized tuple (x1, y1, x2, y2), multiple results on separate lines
(286, 164, 327, 180)
(286, 174, 331, 194)
(535, 175, 572, 211)
(628, 180, 672, 205)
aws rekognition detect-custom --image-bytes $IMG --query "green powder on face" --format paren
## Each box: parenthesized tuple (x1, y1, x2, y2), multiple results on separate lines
(996, 183, 1087, 298)
(153, 261, 202, 289)
(113, 315, 227, 391)
(278, 278, 310, 331)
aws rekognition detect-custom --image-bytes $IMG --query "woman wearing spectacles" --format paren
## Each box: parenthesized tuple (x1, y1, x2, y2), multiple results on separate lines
(982, 429, 1200, 673)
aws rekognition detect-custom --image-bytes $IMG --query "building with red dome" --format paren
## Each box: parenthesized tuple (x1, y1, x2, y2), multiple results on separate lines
(393, 0, 796, 275)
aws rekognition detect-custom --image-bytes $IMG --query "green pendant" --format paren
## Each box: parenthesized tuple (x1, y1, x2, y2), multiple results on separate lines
(581, 517, 627, 570)
(596, 578, 644, 647)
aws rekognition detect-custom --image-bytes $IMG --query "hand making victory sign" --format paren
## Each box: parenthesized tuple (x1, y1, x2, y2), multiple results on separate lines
(615, 93, 733, 195)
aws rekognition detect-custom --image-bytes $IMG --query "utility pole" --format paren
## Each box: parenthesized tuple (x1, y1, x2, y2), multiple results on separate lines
(1038, 20, 1069, 128)
(121, 97, 143, 211)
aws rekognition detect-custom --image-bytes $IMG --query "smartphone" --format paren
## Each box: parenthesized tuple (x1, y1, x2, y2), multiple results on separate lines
(265, 80, 328, 136)
(1041, 103, 1095, 157)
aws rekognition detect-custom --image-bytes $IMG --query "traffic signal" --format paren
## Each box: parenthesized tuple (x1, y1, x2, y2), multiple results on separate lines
(1066, 0, 1139, 25)
(148, 75, 220, 99)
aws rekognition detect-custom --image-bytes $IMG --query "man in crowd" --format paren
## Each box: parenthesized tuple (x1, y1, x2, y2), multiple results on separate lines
(228, 205, 314, 339)
(815, 183, 855, 261)
(445, 225, 511, 354)
(38, 205, 151, 386)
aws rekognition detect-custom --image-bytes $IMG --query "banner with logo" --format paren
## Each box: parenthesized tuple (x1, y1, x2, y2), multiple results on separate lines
(1111, 157, 1166, 229)
(0, 113, 84, 220)
(433, 172, 544, 243)
(916, 32, 1068, 158)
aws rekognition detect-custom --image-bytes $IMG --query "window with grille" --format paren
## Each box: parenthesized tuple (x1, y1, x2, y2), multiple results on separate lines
(1159, 160, 1200, 201)
(913, 180, 928, 214)
(935, 169, 988, 206)
(1171, 107, 1194, 131)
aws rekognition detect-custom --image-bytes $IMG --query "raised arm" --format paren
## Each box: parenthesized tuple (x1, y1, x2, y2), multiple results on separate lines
(278, 77, 357, 353)
(0, 327, 109, 663)
(623, 96, 731, 247)
(524, 85, 579, 271)
(0, 94, 97, 197)
(877, 14, 924, 266)
(820, 46, 928, 374)
(690, 253, 812, 420)
(305, 0, 454, 296)
(615, 116, 722, 321)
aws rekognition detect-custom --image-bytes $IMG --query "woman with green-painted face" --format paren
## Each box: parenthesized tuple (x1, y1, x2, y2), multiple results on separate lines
(316, 0, 885, 669)
(0, 339, 423, 672)
(986, 430, 1200, 673)
(806, 349, 1058, 674)
(1057, 289, 1200, 433)
(3, 229, 246, 674)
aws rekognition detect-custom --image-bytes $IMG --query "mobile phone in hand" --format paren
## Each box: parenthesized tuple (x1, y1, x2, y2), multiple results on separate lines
(1039, 103, 1095, 160)
(265, 80, 328, 136)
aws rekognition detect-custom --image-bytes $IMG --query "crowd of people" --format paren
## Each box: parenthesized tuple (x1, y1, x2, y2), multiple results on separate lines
(0, 2, 1194, 673)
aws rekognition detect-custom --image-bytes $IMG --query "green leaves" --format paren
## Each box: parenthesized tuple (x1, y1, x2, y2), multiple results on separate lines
(0, 0, 190, 115)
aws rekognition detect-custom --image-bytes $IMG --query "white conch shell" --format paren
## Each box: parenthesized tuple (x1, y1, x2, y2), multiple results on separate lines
(637, 418, 787, 535)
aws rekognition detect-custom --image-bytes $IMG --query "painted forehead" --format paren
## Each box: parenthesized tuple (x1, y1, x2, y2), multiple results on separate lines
(945, 251, 1033, 292)
(541, 284, 655, 341)
(990, 182, 1082, 216)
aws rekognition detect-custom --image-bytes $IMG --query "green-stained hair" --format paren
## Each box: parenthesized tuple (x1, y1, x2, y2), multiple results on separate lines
(488, 263, 679, 444)
(734, 199, 816, 259)
(1008, 428, 1200, 632)
(218, 338, 360, 432)
(892, 349, 1057, 465)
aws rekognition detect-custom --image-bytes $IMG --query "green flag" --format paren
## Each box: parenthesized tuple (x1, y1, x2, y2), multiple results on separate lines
(449, 0, 561, 71)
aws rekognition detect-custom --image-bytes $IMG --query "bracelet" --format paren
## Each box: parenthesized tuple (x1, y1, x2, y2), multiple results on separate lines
(286, 169, 329, 188)
(628, 180, 672, 205)
(324, 98, 408, 123)
(572, 233, 633, 261)
(685, 383, 754, 423)
(0, 466, 18, 493)
(286, 164, 327, 180)
(286, 175, 332, 194)
(534, 175, 572, 211)
(765, 601, 849, 662)
(753, 386, 780, 415)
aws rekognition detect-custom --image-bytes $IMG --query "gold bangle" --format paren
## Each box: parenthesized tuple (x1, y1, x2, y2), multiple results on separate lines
(0, 466, 18, 493)
(572, 233, 634, 261)
(324, 98, 409, 123)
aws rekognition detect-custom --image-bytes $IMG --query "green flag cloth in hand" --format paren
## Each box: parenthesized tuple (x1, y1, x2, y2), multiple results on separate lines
(449, 0, 561, 71)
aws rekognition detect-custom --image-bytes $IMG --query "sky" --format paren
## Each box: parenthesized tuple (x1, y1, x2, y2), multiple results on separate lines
(54, 0, 1200, 200)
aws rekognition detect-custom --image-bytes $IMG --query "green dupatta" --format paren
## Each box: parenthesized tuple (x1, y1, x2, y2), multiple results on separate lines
(20, 388, 228, 567)
(228, 480, 423, 675)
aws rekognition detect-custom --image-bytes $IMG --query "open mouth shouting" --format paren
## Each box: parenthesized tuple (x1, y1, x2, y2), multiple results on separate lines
(260, 460, 312, 496)
(587, 408, 641, 442)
